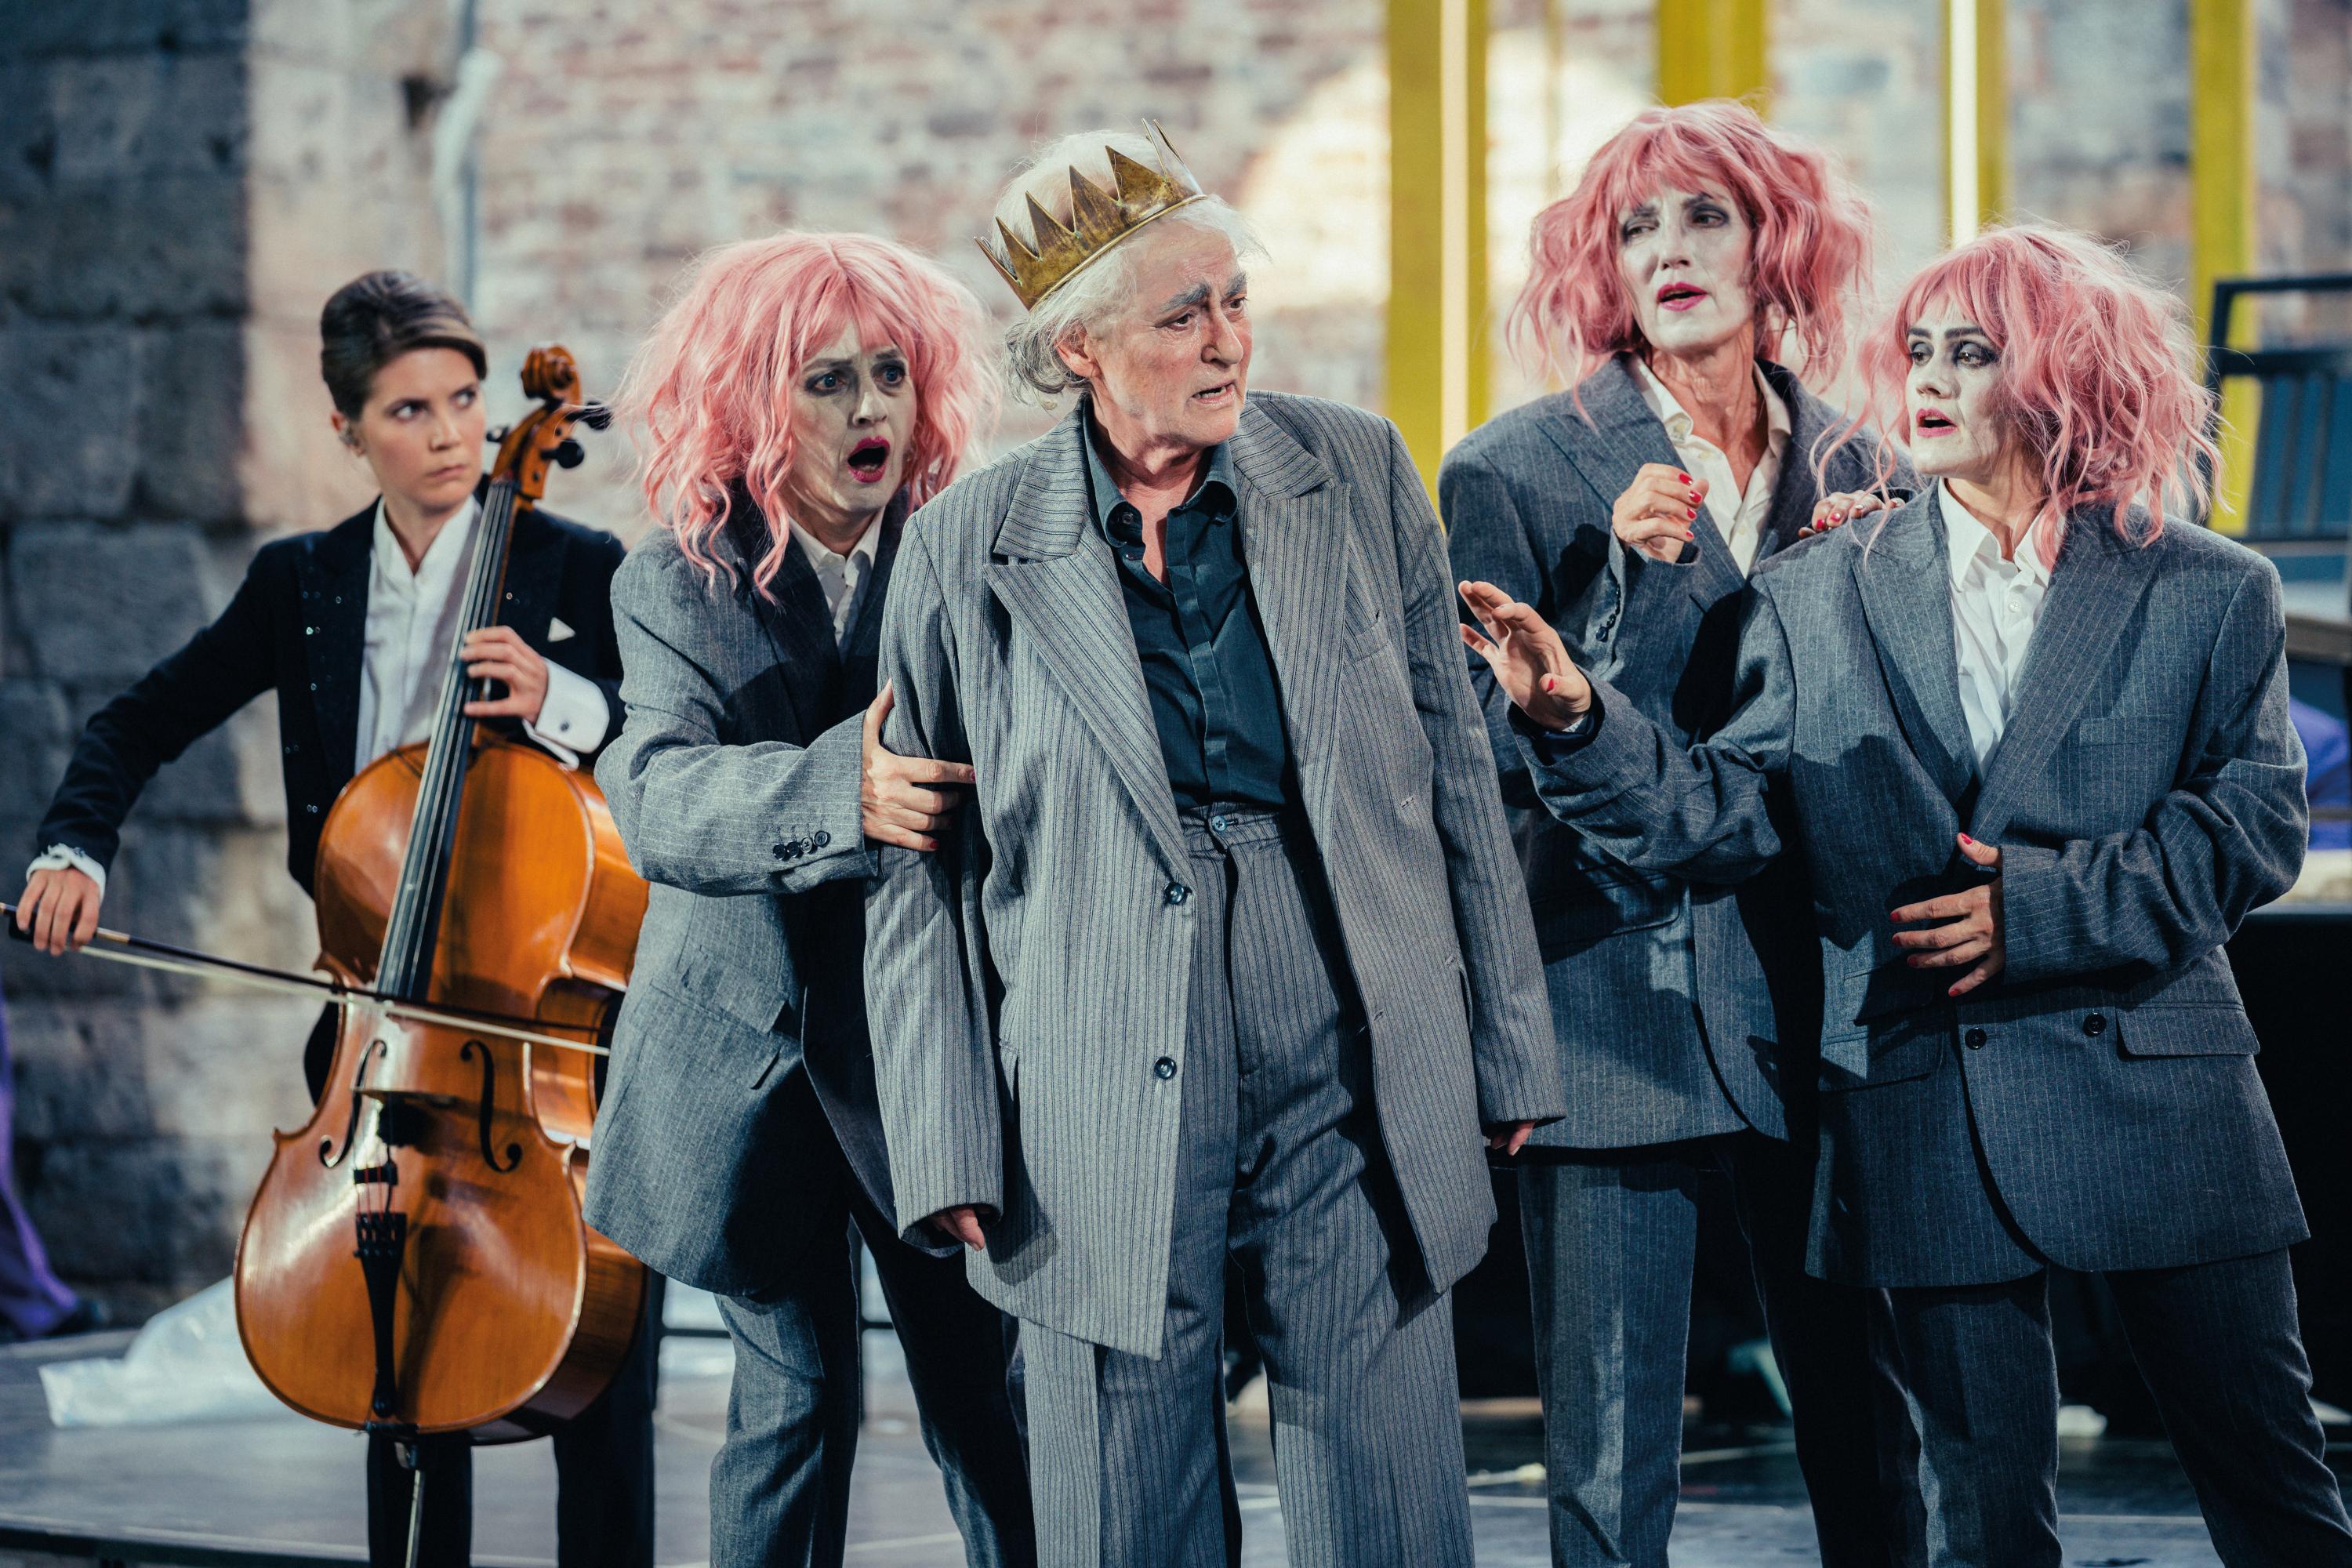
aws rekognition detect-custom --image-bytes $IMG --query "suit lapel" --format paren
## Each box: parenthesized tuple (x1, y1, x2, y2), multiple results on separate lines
(1226, 405, 1345, 832)
(982, 408, 1189, 877)
(1541, 357, 1744, 608)
(837, 499, 906, 712)
(1853, 492, 1979, 808)
(500, 506, 559, 655)
(298, 505, 376, 778)
(726, 503, 840, 743)
(1755, 368, 1834, 565)
(1969, 514, 2160, 842)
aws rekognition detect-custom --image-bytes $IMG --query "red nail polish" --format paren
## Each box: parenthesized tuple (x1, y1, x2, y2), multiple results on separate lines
(1959, 833, 1973, 844)
(1686, 507, 1697, 519)
(1679, 473, 1691, 484)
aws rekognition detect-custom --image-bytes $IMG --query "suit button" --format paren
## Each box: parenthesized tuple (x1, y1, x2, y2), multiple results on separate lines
(1209, 814, 1229, 833)
(772, 842, 788, 859)
(1164, 882, 1190, 906)
(2082, 1013, 2107, 1038)
(1964, 1028, 1987, 1050)
(1153, 1057, 1178, 1080)
(814, 830, 831, 848)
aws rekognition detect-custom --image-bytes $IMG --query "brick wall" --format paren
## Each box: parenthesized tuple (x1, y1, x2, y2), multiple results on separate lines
(0, 0, 456, 1314)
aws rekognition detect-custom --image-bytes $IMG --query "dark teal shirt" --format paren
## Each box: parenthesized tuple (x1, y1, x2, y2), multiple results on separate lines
(1082, 411, 1294, 811)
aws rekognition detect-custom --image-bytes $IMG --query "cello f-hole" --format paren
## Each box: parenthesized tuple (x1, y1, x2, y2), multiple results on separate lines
(319, 1034, 390, 1169)
(459, 1039, 524, 1173)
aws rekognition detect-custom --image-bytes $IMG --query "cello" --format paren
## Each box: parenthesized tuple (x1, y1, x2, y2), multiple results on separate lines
(230, 346, 650, 1469)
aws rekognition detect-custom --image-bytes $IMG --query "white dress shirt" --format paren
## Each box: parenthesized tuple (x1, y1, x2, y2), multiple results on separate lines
(32, 498, 607, 897)
(1941, 480, 2054, 770)
(1632, 358, 1792, 577)
(788, 512, 884, 649)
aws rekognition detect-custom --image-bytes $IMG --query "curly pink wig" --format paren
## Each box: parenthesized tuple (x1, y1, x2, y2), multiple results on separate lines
(619, 231, 993, 597)
(1837, 224, 2218, 559)
(1508, 100, 1872, 394)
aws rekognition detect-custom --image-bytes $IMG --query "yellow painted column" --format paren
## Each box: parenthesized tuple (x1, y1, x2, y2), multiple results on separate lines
(1657, 0, 1770, 109)
(1388, 0, 1490, 495)
(2192, 0, 2258, 532)
(1943, 0, 2008, 242)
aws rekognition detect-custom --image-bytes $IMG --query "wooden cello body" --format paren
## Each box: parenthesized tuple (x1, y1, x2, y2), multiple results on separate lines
(233, 347, 650, 1443)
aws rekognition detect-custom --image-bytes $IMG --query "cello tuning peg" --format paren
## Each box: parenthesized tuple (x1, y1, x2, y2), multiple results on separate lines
(486, 425, 512, 445)
(575, 401, 613, 432)
(553, 438, 586, 470)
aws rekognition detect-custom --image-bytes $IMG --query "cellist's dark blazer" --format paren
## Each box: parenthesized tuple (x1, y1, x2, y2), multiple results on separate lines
(34, 499, 626, 895)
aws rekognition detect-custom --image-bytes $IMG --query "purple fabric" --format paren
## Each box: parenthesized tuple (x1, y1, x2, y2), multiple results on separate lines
(2292, 698, 2351, 852)
(0, 981, 78, 1337)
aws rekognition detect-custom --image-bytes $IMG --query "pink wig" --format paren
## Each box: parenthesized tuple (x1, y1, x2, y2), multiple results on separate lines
(1837, 223, 2218, 559)
(1508, 100, 1872, 394)
(619, 231, 993, 597)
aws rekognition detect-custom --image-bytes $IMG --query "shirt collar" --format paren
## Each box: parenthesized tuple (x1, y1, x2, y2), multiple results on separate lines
(370, 495, 478, 589)
(1938, 480, 2053, 587)
(1629, 357, 1792, 452)
(1080, 402, 1237, 548)
(786, 510, 883, 578)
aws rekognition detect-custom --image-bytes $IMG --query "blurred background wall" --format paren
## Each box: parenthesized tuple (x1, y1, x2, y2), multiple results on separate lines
(1, 0, 2347, 1310)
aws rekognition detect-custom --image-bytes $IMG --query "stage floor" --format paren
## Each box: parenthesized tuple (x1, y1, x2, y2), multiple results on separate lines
(2, 1329, 2342, 1566)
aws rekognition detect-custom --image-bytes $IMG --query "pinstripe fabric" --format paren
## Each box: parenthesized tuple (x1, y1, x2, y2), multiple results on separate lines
(1513, 490, 2313, 1283)
(1442, 355, 1905, 1149)
(866, 392, 1563, 1359)
(1021, 808, 1474, 1568)
(1886, 1252, 2352, 1567)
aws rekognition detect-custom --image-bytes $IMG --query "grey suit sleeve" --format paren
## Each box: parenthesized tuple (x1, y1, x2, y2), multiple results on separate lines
(864, 522, 1004, 1240)
(1999, 559, 2309, 983)
(1388, 426, 1566, 1128)
(1441, 446, 1552, 788)
(1518, 584, 1793, 884)
(593, 549, 868, 897)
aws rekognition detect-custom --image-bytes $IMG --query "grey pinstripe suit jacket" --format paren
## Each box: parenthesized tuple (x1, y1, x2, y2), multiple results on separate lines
(1517, 491, 2311, 1281)
(1443, 356, 1902, 1149)
(866, 392, 1566, 1357)
(586, 504, 914, 1299)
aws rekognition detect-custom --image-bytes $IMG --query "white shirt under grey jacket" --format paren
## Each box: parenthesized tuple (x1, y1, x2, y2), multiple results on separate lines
(1940, 479, 2055, 770)
(31, 497, 606, 896)
(787, 510, 884, 649)
(1631, 357, 1792, 577)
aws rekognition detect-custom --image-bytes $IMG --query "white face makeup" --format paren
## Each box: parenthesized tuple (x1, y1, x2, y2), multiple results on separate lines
(1616, 185, 1756, 360)
(1904, 302, 2012, 485)
(782, 324, 916, 546)
(1069, 224, 1251, 459)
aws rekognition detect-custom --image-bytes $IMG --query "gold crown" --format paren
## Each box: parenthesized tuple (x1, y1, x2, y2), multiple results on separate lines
(978, 121, 1208, 311)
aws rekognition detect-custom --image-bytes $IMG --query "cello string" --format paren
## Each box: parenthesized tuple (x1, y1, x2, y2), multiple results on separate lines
(20, 941, 608, 1056)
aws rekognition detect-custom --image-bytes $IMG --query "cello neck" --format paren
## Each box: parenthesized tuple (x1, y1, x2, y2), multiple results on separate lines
(373, 477, 521, 1000)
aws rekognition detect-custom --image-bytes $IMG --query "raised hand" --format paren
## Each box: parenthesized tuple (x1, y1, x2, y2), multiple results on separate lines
(1612, 463, 1706, 564)
(1457, 580, 1593, 732)
(861, 682, 978, 854)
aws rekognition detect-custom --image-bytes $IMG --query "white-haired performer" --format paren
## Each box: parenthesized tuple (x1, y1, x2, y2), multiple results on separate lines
(863, 123, 1565, 1567)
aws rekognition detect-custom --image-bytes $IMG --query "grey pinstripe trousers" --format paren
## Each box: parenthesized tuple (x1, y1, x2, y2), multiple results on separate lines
(1022, 806, 1475, 1568)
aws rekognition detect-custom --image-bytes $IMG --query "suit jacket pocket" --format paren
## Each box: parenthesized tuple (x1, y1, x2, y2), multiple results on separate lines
(2114, 1004, 2260, 1058)
(588, 982, 797, 1296)
(1820, 1016, 1947, 1091)
(1528, 861, 1680, 959)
